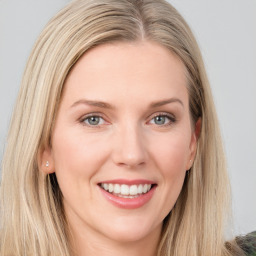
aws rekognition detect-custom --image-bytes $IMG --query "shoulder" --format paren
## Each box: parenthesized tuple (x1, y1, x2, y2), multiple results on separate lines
(235, 231, 256, 256)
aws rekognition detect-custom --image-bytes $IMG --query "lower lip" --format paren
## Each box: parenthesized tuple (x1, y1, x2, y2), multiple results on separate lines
(99, 186, 156, 209)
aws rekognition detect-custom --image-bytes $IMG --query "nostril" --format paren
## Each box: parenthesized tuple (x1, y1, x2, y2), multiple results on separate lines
(116, 160, 146, 169)
(113, 147, 147, 168)
(111, 127, 148, 167)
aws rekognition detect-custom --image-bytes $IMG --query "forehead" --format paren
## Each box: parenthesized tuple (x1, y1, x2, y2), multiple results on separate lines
(62, 41, 188, 107)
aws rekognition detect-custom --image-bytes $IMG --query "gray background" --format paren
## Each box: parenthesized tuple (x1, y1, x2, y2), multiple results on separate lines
(0, 0, 255, 236)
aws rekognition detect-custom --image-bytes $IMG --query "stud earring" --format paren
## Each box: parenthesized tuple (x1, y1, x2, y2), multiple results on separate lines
(46, 161, 49, 167)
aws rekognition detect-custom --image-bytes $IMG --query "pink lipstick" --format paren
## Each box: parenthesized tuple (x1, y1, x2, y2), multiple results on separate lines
(98, 180, 156, 209)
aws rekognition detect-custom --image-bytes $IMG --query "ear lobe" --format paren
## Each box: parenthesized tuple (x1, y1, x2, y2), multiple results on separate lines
(39, 146, 55, 174)
(186, 118, 201, 170)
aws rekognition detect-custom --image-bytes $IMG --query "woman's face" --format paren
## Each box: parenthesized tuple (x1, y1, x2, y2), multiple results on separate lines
(43, 42, 197, 245)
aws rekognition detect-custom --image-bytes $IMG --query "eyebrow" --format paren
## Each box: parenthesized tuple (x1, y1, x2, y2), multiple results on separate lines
(149, 98, 184, 108)
(70, 99, 114, 109)
(70, 97, 183, 109)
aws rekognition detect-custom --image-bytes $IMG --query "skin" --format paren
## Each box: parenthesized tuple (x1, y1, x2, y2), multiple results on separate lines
(42, 41, 198, 256)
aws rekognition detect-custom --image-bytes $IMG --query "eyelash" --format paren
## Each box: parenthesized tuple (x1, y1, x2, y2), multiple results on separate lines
(148, 112, 176, 127)
(80, 113, 107, 127)
(79, 112, 176, 127)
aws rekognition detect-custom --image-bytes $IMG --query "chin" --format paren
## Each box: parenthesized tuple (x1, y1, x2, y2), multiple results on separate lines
(99, 216, 162, 244)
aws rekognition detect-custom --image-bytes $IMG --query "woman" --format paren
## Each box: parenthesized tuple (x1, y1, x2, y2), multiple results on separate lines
(0, 0, 255, 255)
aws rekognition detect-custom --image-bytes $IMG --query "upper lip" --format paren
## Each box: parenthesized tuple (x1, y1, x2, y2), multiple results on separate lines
(98, 179, 156, 185)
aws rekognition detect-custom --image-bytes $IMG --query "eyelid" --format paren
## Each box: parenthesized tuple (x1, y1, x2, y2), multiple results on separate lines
(150, 112, 175, 120)
(78, 111, 176, 127)
(79, 112, 110, 126)
(147, 112, 176, 126)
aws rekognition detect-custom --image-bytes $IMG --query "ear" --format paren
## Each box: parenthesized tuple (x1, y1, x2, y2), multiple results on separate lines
(186, 118, 201, 170)
(39, 146, 55, 174)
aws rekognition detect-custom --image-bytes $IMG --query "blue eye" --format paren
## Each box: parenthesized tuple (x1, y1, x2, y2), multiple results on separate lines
(82, 115, 104, 126)
(154, 115, 167, 125)
(149, 114, 175, 126)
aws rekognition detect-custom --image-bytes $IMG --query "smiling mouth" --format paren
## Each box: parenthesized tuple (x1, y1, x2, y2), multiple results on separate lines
(99, 183, 155, 198)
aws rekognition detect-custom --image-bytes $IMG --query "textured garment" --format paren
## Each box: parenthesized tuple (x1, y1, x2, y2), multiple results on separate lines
(237, 231, 256, 256)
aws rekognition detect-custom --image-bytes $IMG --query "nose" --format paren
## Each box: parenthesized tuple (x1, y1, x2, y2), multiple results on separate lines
(111, 124, 147, 168)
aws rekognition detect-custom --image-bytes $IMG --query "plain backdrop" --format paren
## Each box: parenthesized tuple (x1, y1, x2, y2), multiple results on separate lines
(0, 0, 255, 236)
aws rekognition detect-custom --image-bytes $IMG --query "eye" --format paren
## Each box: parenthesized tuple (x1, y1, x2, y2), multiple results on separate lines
(81, 115, 106, 126)
(153, 115, 167, 125)
(148, 113, 175, 126)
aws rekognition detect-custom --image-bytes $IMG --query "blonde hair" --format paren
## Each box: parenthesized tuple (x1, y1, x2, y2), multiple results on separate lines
(0, 0, 242, 255)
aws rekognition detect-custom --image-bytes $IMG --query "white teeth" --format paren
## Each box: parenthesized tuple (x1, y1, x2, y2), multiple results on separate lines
(129, 185, 137, 195)
(100, 183, 152, 197)
(138, 184, 143, 194)
(108, 183, 114, 193)
(143, 184, 148, 193)
(121, 184, 129, 195)
(103, 183, 108, 190)
(114, 184, 120, 193)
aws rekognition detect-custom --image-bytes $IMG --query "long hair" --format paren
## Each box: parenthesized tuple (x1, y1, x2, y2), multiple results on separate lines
(0, 0, 242, 255)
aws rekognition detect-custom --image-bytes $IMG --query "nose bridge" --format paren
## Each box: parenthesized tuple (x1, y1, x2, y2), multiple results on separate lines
(112, 121, 146, 168)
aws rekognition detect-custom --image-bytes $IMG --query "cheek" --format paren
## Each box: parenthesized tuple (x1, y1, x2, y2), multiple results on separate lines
(151, 132, 190, 176)
(50, 129, 112, 212)
(148, 132, 190, 219)
(51, 128, 110, 184)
